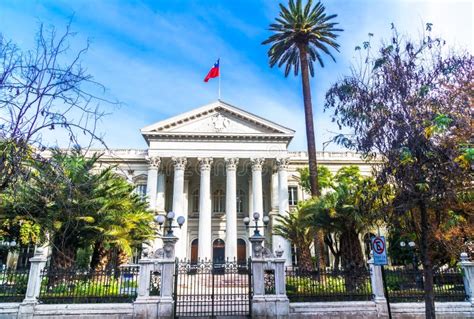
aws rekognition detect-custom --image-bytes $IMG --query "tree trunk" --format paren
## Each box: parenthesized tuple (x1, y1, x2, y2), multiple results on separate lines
(314, 230, 326, 269)
(298, 44, 320, 197)
(50, 238, 76, 270)
(419, 200, 436, 319)
(90, 241, 109, 271)
(297, 244, 314, 272)
(340, 227, 365, 292)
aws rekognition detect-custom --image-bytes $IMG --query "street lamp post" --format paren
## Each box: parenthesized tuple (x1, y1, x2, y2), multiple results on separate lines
(400, 240, 422, 289)
(244, 212, 270, 237)
(399, 241, 417, 271)
(154, 211, 186, 237)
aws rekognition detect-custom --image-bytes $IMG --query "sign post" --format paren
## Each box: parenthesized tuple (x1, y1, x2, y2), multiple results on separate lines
(371, 236, 392, 319)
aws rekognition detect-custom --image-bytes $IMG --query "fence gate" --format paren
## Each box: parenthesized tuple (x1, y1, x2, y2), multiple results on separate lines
(173, 259, 252, 318)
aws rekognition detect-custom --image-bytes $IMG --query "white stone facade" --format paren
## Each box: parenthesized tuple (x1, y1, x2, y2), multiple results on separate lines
(88, 101, 380, 265)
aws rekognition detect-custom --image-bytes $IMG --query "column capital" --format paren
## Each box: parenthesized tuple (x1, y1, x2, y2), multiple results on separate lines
(250, 157, 265, 171)
(225, 157, 239, 171)
(146, 156, 161, 169)
(172, 157, 187, 170)
(276, 158, 289, 171)
(198, 157, 213, 171)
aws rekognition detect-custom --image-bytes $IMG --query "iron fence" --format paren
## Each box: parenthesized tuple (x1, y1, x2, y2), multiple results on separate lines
(385, 267, 466, 302)
(0, 268, 29, 302)
(38, 266, 139, 304)
(285, 267, 373, 302)
(173, 258, 252, 318)
(150, 269, 161, 296)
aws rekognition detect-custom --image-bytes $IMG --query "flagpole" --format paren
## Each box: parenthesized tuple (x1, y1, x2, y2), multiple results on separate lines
(218, 58, 221, 100)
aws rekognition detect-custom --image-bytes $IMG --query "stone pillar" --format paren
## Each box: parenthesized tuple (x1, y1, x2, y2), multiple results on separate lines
(250, 235, 265, 297)
(22, 248, 47, 304)
(146, 156, 161, 211)
(158, 235, 179, 319)
(250, 158, 265, 240)
(460, 252, 474, 304)
(368, 258, 386, 302)
(275, 158, 292, 266)
(274, 251, 290, 318)
(133, 249, 158, 318)
(198, 157, 213, 260)
(368, 257, 388, 316)
(225, 158, 238, 260)
(172, 157, 187, 259)
(156, 172, 166, 214)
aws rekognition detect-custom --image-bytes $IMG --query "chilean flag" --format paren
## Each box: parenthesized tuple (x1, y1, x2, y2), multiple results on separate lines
(204, 59, 220, 82)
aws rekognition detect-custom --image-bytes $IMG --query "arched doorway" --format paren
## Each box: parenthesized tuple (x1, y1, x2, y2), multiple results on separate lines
(237, 239, 247, 265)
(191, 239, 198, 264)
(213, 239, 225, 264)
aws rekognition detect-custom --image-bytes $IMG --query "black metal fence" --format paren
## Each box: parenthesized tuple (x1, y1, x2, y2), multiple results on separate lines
(0, 268, 29, 302)
(173, 258, 252, 318)
(286, 267, 373, 302)
(385, 267, 466, 302)
(150, 269, 161, 296)
(38, 266, 139, 304)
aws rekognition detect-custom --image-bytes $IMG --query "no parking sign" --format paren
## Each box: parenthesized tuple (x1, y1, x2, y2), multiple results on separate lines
(371, 236, 388, 265)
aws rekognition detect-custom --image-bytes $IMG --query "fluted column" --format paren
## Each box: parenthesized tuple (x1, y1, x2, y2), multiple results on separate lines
(276, 158, 293, 266)
(225, 158, 239, 260)
(198, 158, 213, 260)
(172, 157, 187, 259)
(146, 156, 160, 211)
(250, 158, 265, 240)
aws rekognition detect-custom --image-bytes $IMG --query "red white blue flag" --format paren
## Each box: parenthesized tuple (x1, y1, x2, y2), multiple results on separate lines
(204, 59, 220, 82)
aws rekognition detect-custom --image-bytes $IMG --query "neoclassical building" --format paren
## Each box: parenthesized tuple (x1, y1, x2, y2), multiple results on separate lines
(92, 101, 377, 266)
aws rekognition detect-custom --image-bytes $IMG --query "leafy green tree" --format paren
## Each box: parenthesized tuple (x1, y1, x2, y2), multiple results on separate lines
(273, 201, 315, 271)
(309, 166, 387, 271)
(325, 25, 472, 318)
(263, 0, 342, 197)
(1, 148, 154, 270)
(297, 165, 333, 268)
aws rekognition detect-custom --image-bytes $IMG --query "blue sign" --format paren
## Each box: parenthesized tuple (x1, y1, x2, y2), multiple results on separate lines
(372, 236, 388, 265)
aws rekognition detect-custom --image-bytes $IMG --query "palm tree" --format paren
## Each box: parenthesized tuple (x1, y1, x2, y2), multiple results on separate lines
(263, 0, 342, 197)
(273, 201, 315, 272)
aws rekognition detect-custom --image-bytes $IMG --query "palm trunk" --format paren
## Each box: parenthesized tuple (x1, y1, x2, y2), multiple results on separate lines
(340, 227, 365, 292)
(314, 230, 326, 269)
(50, 240, 76, 270)
(419, 200, 436, 319)
(90, 241, 108, 271)
(297, 244, 314, 272)
(298, 45, 320, 197)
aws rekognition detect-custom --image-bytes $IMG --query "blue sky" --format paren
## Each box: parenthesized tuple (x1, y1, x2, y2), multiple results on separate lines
(1, 0, 472, 151)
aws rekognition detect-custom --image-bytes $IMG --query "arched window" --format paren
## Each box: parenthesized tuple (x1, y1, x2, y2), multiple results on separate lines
(192, 189, 199, 212)
(236, 189, 245, 213)
(213, 189, 225, 213)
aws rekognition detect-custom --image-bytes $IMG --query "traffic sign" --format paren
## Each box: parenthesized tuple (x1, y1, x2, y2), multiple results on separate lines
(372, 236, 388, 265)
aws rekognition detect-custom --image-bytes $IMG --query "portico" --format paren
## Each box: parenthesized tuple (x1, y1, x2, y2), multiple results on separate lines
(141, 101, 294, 265)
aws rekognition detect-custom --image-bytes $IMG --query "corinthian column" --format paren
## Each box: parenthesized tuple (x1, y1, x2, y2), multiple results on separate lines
(172, 157, 187, 259)
(276, 157, 293, 266)
(198, 157, 213, 260)
(225, 158, 238, 260)
(250, 158, 265, 239)
(146, 156, 160, 211)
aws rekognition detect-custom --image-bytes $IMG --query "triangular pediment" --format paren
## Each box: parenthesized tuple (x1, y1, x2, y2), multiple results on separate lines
(141, 100, 295, 138)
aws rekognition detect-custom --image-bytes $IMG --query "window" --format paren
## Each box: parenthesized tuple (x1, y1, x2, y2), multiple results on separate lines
(236, 189, 245, 213)
(192, 189, 199, 212)
(135, 184, 147, 200)
(288, 186, 298, 206)
(213, 189, 225, 213)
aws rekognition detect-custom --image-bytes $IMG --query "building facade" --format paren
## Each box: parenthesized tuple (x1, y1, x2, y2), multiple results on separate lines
(92, 101, 378, 266)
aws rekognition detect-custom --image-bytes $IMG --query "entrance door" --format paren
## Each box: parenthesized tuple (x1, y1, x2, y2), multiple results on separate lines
(237, 239, 247, 265)
(190, 239, 198, 264)
(213, 239, 225, 264)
